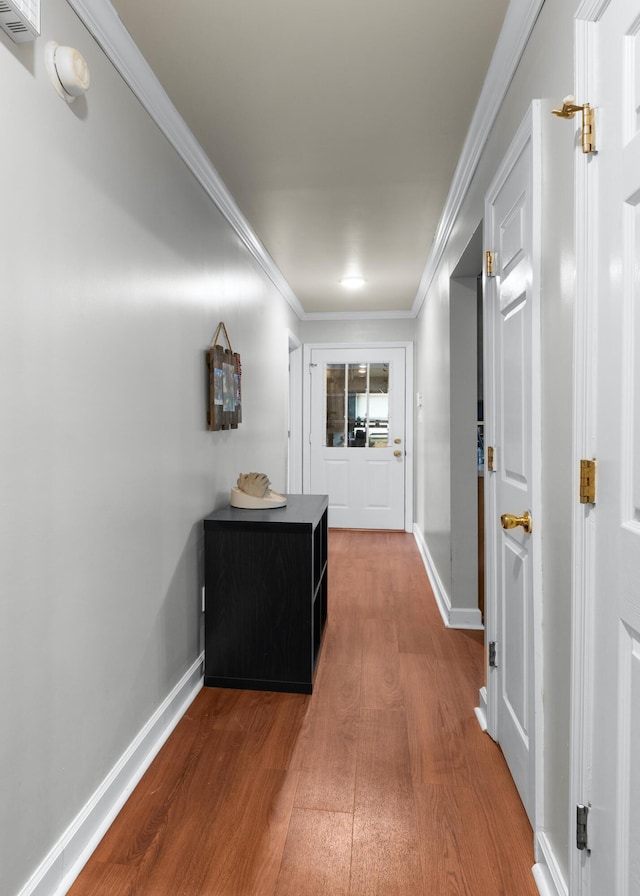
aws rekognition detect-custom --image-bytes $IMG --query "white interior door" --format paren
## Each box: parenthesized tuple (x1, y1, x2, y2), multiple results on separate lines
(575, 1, 640, 890)
(307, 346, 407, 529)
(485, 104, 542, 828)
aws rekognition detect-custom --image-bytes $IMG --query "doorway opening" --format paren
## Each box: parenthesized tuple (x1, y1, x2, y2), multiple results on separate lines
(449, 224, 485, 627)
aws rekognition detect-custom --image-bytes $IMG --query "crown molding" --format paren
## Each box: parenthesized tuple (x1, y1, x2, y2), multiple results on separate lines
(67, 0, 305, 319)
(575, 0, 610, 20)
(301, 309, 416, 321)
(411, 0, 545, 317)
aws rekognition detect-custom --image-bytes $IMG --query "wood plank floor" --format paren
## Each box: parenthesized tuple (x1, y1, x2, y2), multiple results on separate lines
(68, 531, 538, 896)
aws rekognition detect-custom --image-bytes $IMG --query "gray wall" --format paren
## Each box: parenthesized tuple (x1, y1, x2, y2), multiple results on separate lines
(413, 0, 576, 879)
(299, 317, 416, 346)
(0, 3, 298, 894)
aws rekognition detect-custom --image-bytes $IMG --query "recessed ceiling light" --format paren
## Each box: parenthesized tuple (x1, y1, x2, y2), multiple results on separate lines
(340, 276, 366, 290)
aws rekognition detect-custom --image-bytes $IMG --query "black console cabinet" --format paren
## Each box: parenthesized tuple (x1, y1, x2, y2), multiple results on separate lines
(203, 494, 328, 694)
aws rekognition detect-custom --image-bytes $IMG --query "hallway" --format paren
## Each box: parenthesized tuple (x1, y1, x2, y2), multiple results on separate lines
(68, 531, 537, 895)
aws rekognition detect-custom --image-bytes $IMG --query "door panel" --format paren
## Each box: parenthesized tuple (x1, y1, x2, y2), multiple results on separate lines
(364, 460, 392, 508)
(325, 460, 350, 509)
(501, 203, 525, 273)
(620, 627, 640, 889)
(501, 294, 528, 484)
(503, 538, 528, 739)
(309, 346, 406, 529)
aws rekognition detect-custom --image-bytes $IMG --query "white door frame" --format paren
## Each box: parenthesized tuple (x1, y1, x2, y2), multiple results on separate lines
(303, 342, 414, 532)
(483, 103, 545, 845)
(286, 329, 303, 494)
(570, 5, 607, 894)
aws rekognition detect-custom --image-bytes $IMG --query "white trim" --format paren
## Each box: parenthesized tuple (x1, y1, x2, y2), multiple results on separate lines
(18, 655, 204, 896)
(483, 170, 498, 739)
(533, 863, 564, 896)
(411, 0, 545, 316)
(475, 686, 489, 731)
(529, 98, 546, 854)
(413, 525, 484, 630)
(575, 0, 611, 19)
(569, 5, 606, 895)
(448, 606, 484, 630)
(67, 0, 542, 324)
(286, 330, 303, 494)
(66, 0, 304, 320)
(302, 310, 417, 321)
(412, 524, 452, 628)
(534, 832, 569, 896)
(403, 341, 415, 533)
(533, 865, 557, 896)
(302, 342, 414, 532)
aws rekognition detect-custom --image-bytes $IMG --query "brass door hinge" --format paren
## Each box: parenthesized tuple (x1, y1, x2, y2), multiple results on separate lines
(552, 96, 596, 154)
(579, 459, 596, 504)
(485, 250, 496, 277)
(581, 104, 595, 154)
(487, 446, 496, 472)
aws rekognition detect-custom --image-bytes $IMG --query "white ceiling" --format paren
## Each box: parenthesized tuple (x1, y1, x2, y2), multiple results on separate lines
(109, 0, 510, 315)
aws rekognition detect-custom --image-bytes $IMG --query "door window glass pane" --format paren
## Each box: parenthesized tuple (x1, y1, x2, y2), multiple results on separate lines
(348, 363, 368, 447)
(368, 363, 389, 447)
(326, 364, 346, 446)
(325, 362, 389, 447)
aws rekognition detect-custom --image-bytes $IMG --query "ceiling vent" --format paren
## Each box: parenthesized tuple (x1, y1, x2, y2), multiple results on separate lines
(0, 0, 39, 43)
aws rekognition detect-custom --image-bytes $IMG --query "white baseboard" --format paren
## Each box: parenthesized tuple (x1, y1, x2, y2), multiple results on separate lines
(475, 686, 488, 731)
(413, 525, 451, 627)
(533, 832, 569, 896)
(412, 526, 483, 630)
(19, 654, 204, 896)
(449, 606, 484, 629)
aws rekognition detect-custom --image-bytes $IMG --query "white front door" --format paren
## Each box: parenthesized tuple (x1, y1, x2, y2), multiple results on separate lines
(484, 104, 542, 828)
(307, 346, 407, 529)
(575, 1, 640, 890)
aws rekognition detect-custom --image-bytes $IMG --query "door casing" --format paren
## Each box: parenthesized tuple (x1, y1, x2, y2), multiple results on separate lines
(570, 11, 598, 896)
(286, 330, 303, 494)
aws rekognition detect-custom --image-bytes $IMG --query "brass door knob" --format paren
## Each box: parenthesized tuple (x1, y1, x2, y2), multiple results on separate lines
(394, 450, 402, 457)
(500, 511, 532, 534)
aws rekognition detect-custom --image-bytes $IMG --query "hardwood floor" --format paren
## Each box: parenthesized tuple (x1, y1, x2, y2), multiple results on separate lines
(68, 531, 538, 896)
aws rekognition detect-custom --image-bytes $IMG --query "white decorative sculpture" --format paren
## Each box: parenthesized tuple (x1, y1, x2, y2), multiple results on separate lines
(230, 473, 287, 509)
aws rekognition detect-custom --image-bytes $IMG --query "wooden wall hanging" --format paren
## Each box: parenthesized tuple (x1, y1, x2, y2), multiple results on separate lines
(207, 322, 242, 431)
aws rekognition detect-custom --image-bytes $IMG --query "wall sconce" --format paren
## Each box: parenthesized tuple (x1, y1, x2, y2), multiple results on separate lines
(45, 42, 91, 103)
